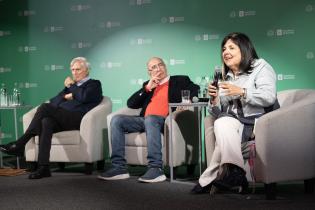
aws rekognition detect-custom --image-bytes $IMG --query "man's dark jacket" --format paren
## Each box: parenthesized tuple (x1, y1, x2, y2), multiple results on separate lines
(127, 75, 200, 117)
(49, 79, 103, 114)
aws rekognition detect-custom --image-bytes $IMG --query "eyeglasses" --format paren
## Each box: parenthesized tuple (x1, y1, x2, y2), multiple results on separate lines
(148, 62, 165, 72)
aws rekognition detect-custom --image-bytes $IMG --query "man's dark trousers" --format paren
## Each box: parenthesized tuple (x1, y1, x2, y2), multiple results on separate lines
(17, 103, 84, 165)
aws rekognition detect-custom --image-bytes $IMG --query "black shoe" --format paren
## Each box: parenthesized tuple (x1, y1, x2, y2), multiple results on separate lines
(28, 165, 51, 179)
(213, 164, 248, 193)
(0, 142, 24, 156)
(191, 183, 212, 194)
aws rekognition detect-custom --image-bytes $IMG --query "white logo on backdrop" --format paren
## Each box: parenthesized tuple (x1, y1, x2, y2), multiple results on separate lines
(99, 21, 121, 29)
(18, 46, 37, 52)
(0, 132, 13, 139)
(100, 62, 122, 69)
(18, 10, 36, 16)
(44, 65, 65, 71)
(161, 16, 185, 24)
(267, 29, 295, 37)
(43, 26, 64, 33)
(169, 59, 185, 66)
(306, 52, 314, 59)
(0, 30, 11, 37)
(70, 4, 91, 12)
(129, 0, 152, 6)
(194, 34, 220, 41)
(267, 30, 275, 37)
(130, 38, 152, 45)
(0, 67, 12, 73)
(19, 82, 38, 88)
(230, 10, 256, 18)
(71, 42, 92, 49)
(305, 4, 314, 12)
(277, 74, 296, 81)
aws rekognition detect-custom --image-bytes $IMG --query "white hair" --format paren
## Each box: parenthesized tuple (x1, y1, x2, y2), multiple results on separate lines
(146, 57, 165, 68)
(70, 57, 91, 71)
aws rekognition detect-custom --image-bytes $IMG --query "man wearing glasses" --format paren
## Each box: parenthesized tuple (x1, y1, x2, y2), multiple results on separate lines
(98, 57, 199, 183)
(0, 57, 103, 179)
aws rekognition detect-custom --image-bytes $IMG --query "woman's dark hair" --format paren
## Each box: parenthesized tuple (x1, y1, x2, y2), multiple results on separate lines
(221, 32, 259, 76)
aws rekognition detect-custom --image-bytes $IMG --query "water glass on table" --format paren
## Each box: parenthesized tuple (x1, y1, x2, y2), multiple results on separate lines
(181, 90, 190, 103)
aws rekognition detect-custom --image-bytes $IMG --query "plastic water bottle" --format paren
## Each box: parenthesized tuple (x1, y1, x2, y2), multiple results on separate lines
(12, 83, 21, 106)
(0, 83, 8, 106)
(199, 76, 209, 99)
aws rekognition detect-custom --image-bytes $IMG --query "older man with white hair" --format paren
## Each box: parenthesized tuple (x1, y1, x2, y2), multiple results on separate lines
(0, 57, 103, 179)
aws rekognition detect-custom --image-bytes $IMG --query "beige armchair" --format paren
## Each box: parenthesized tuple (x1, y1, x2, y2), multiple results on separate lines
(106, 107, 199, 175)
(204, 89, 315, 199)
(23, 96, 112, 174)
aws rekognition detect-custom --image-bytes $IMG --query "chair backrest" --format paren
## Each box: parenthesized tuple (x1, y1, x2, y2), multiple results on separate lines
(277, 89, 315, 107)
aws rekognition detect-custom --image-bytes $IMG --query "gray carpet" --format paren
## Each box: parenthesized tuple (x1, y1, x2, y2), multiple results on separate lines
(1, 169, 315, 210)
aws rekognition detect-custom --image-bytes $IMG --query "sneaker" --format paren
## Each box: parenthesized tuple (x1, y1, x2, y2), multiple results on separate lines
(98, 167, 130, 180)
(138, 167, 166, 183)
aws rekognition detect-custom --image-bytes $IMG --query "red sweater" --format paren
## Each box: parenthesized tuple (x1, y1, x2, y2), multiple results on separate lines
(145, 81, 169, 117)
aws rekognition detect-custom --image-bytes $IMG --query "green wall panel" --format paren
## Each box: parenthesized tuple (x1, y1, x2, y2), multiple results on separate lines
(1, 0, 315, 142)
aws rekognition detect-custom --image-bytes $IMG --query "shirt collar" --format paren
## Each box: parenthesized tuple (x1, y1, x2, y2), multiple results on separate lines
(76, 76, 90, 86)
(158, 75, 170, 85)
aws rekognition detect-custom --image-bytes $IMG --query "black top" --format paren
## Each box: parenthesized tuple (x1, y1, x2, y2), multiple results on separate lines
(49, 79, 103, 114)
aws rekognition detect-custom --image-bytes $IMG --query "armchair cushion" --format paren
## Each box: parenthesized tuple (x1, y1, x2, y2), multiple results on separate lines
(34, 131, 80, 145)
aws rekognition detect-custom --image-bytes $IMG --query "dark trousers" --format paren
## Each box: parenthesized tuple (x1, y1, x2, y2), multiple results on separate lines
(17, 103, 84, 165)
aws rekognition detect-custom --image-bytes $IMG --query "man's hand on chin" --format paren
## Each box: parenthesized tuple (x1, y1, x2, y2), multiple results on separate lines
(64, 77, 75, 88)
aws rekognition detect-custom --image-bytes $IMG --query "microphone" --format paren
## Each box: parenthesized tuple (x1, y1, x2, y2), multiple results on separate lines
(192, 96, 199, 103)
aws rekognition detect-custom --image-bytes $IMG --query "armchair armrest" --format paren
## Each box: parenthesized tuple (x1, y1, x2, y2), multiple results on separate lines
(254, 98, 315, 182)
(80, 96, 112, 161)
(164, 109, 199, 166)
(23, 105, 40, 133)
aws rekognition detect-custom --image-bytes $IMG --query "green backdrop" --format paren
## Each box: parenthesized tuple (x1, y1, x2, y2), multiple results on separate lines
(1, 0, 315, 143)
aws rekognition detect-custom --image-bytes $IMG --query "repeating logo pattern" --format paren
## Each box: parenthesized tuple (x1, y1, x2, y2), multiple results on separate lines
(129, 0, 152, 6)
(43, 26, 64, 33)
(194, 34, 220, 41)
(230, 10, 256, 18)
(0, 1, 314, 134)
(0, 30, 11, 37)
(267, 29, 295, 37)
(0, 67, 12, 73)
(70, 4, 91, 12)
(18, 46, 37, 52)
(161, 16, 185, 24)
(44, 65, 65, 71)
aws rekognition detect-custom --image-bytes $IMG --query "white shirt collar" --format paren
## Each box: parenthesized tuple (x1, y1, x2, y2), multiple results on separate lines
(76, 76, 90, 86)
(158, 75, 170, 85)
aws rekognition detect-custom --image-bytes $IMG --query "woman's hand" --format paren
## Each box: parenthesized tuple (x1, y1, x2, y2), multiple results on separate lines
(208, 83, 218, 105)
(218, 82, 243, 97)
